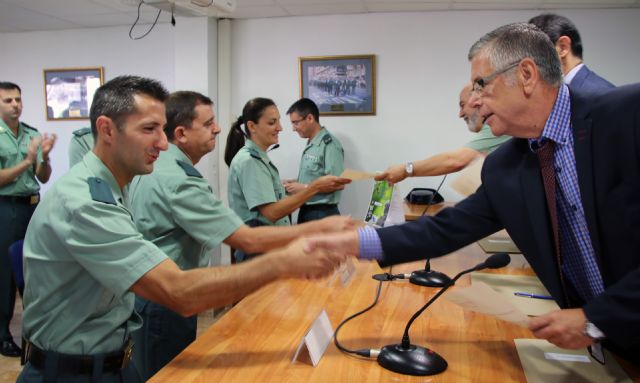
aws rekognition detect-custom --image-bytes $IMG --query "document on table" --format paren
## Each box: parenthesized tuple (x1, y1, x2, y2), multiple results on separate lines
(471, 273, 560, 316)
(449, 155, 484, 196)
(515, 339, 632, 383)
(445, 281, 530, 327)
(340, 168, 376, 181)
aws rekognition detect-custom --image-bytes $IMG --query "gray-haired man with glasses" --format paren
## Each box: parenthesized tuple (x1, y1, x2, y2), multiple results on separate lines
(309, 22, 640, 366)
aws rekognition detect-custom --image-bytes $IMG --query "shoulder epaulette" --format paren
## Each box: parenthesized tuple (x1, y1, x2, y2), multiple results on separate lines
(87, 177, 117, 205)
(176, 160, 202, 178)
(247, 147, 262, 160)
(22, 123, 38, 132)
(73, 127, 92, 137)
(322, 135, 333, 144)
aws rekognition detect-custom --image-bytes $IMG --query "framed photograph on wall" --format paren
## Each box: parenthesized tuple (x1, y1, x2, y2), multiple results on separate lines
(299, 55, 376, 116)
(44, 67, 104, 120)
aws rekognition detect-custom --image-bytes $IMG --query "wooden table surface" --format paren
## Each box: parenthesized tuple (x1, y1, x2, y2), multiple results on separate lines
(149, 242, 640, 382)
(404, 201, 453, 221)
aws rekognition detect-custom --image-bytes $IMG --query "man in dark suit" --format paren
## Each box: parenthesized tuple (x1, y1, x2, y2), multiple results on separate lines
(529, 13, 614, 94)
(310, 23, 640, 364)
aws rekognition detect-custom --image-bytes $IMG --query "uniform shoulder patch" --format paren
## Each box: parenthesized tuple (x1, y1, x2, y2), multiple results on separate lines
(176, 160, 203, 178)
(88, 177, 117, 205)
(322, 135, 333, 144)
(22, 123, 38, 132)
(73, 127, 92, 137)
(247, 148, 262, 160)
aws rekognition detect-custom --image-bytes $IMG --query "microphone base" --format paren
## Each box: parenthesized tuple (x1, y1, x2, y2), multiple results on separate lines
(377, 343, 447, 376)
(409, 269, 452, 287)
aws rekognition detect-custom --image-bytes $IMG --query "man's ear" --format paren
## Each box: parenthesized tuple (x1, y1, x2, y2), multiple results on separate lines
(174, 126, 188, 143)
(555, 36, 572, 59)
(518, 58, 539, 96)
(95, 116, 116, 145)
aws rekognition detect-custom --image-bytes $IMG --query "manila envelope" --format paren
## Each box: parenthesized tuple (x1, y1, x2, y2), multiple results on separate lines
(514, 339, 632, 383)
(471, 273, 560, 317)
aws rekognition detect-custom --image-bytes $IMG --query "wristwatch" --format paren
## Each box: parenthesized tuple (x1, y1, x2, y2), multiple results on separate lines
(405, 162, 414, 176)
(584, 322, 605, 340)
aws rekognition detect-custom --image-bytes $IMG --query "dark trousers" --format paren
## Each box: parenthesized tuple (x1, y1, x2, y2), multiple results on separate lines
(132, 297, 197, 382)
(0, 198, 36, 341)
(17, 361, 142, 383)
(296, 204, 340, 224)
(234, 219, 264, 263)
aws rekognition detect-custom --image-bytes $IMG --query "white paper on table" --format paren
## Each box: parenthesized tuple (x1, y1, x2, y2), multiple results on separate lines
(383, 183, 406, 227)
(444, 281, 530, 327)
(450, 155, 484, 197)
(340, 168, 376, 181)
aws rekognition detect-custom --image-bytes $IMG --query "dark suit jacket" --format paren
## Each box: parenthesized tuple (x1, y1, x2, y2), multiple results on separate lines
(570, 65, 615, 94)
(377, 84, 640, 363)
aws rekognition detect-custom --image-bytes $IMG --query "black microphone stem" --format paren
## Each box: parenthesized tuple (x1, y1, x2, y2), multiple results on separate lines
(400, 266, 476, 349)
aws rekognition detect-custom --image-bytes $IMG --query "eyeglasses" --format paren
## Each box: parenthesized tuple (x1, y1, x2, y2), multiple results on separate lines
(290, 114, 308, 127)
(472, 61, 521, 94)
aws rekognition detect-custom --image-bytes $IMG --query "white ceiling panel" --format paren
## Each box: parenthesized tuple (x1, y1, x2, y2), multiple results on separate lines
(365, 2, 452, 12)
(0, 0, 639, 31)
(282, 3, 368, 16)
(232, 4, 289, 17)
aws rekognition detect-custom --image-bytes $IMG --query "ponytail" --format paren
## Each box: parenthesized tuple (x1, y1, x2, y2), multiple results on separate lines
(224, 115, 247, 166)
(225, 98, 277, 166)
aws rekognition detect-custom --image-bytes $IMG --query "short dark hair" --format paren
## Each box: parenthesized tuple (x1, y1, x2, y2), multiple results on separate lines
(90, 75, 169, 138)
(286, 98, 320, 124)
(164, 91, 214, 141)
(0, 82, 21, 93)
(224, 97, 276, 166)
(528, 13, 583, 59)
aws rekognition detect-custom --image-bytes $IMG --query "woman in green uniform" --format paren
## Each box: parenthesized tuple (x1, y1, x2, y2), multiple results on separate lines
(225, 98, 349, 259)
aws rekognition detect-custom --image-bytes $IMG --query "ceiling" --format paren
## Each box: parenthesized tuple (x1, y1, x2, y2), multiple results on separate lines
(1, 0, 639, 33)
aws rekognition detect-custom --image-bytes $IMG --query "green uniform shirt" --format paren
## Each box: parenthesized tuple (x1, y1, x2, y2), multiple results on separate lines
(0, 120, 43, 196)
(297, 127, 344, 205)
(464, 124, 511, 154)
(22, 151, 167, 354)
(68, 127, 94, 168)
(228, 139, 290, 226)
(129, 144, 243, 270)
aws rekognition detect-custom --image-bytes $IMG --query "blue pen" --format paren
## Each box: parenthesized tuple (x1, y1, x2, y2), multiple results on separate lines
(513, 292, 554, 300)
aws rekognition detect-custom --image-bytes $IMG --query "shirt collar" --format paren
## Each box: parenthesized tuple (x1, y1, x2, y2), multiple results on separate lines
(529, 84, 572, 151)
(167, 143, 192, 164)
(246, 139, 271, 163)
(0, 120, 24, 137)
(564, 63, 584, 85)
(307, 127, 328, 147)
(83, 151, 125, 203)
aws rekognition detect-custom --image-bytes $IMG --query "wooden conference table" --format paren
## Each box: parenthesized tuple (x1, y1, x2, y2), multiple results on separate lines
(149, 240, 640, 382)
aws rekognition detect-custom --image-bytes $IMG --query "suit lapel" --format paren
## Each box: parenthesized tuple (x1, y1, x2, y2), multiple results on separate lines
(572, 116, 602, 263)
(570, 65, 588, 91)
(519, 150, 568, 304)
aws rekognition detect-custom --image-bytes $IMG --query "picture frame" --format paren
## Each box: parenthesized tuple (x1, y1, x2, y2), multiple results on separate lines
(43, 67, 104, 120)
(299, 55, 376, 116)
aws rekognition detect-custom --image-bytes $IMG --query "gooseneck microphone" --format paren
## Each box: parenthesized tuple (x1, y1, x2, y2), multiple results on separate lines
(410, 175, 451, 287)
(376, 252, 511, 376)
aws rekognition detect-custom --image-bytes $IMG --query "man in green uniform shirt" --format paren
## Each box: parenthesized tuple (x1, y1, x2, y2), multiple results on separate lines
(284, 98, 345, 223)
(128, 91, 352, 380)
(68, 127, 94, 167)
(0, 82, 56, 357)
(18, 76, 347, 383)
(375, 83, 511, 184)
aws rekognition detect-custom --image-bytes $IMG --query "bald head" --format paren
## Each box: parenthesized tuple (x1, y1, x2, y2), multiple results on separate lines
(458, 84, 483, 132)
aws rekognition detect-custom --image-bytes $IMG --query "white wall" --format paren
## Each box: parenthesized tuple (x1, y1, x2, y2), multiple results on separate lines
(0, 17, 228, 264)
(0, 17, 219, 193)
(227, 8, 640, 220)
